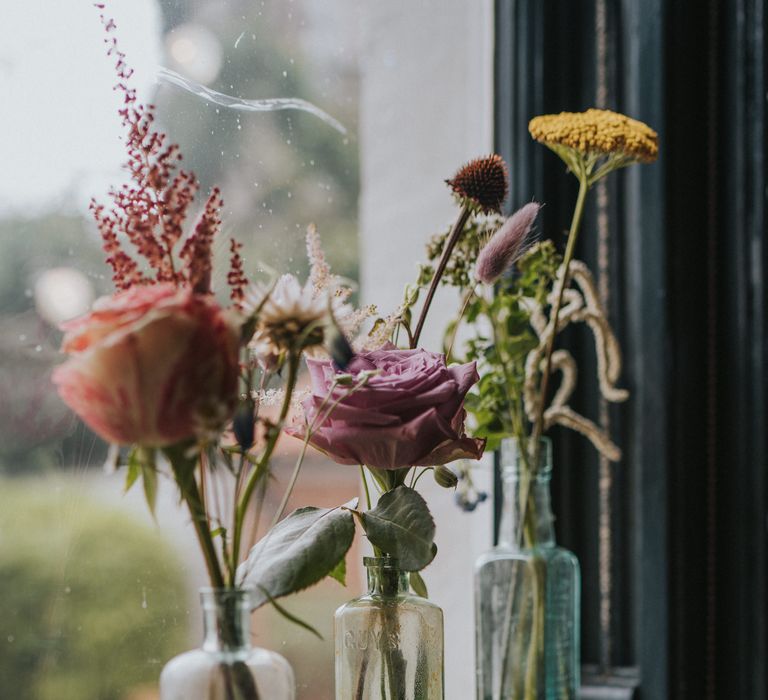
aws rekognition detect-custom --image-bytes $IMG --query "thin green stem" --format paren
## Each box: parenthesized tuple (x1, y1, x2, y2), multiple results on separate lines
(496, 174, 591, 699)
(411, 467, 431, 489)
(229, 351, 300, 585)
(360, 466, 372, 510)
(411, 204, 472, 348)
(167, 452, 226, 589)
(530, 175, 590, 458)
(268, 374, 369, 529)
(445, 284, 478, 362)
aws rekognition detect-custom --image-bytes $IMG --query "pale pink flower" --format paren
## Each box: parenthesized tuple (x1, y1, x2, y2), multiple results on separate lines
(52, 283, 240, 447)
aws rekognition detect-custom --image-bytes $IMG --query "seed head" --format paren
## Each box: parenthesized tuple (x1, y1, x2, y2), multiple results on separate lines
(446, 154, 509, 214)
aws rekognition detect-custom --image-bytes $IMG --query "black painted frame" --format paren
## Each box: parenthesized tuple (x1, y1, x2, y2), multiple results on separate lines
(494, 1, 767, 698)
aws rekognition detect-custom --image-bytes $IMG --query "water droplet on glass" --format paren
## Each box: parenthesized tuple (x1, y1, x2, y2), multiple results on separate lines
(7, 636, 14, 643)
(286, 139, 291, 145)
(287, 192, 292, 198)
(310, 160, 315, 166)
(34, 345, 42, 353)
(282, 70, 288, 77)
(18, 334, 26, 342)
(141, 586, 148, 610)
(64, 586, 71, 594)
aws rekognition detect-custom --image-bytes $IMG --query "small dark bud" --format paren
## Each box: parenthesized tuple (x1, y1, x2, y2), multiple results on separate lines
(232, 399, 255, 451)
(240, 315, 258, 345)
(329, 326, 355, 369)
(434, 465, 459, 489)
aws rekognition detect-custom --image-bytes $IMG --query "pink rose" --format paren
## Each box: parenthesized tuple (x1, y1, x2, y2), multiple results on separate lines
(52, 283, 240, 447)
(288, 345, 485, 469)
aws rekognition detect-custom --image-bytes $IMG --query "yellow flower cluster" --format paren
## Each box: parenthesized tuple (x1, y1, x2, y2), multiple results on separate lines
(528, 108, 658, 163)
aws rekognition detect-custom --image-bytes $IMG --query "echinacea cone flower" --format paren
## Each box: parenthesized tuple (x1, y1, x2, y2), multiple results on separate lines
(446, 154, 509, 214)
(475, 202, 541, 284)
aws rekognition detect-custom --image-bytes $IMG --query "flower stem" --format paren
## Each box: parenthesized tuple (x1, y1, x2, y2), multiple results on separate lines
(230, 351, 300, 585)
(411, 204, 471, 348)
(360, 466, 372, 510)
(445, 284, 477, 362)
(495, 175, 590, 699)
(530, 175, 590, 457)
(166, 449, 226, 589)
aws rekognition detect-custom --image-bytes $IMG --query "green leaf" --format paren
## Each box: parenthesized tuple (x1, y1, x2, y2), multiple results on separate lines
(360, 486, 436, 571)
(409, 571, 429, 598)
(238, 499, 357, 609)
(328, 556, 347, 586)
(124, 454, 140, 494)
(210, 527, 226, 539)
(127, 447, 157, 517)
(257, 586, 323, 640)
(141, 464, 158, 519)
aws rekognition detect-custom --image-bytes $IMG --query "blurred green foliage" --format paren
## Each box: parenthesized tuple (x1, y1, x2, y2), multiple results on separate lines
(0, 480, 189, 699)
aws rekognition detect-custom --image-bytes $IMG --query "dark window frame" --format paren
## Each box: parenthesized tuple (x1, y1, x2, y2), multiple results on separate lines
(493, 1, 767, 698)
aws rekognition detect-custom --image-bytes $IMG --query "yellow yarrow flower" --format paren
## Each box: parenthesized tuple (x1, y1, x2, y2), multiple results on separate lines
(529, 108, 658, 185)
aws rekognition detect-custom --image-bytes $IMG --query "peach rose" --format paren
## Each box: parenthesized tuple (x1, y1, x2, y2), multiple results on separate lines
(52, 283, 240, 447)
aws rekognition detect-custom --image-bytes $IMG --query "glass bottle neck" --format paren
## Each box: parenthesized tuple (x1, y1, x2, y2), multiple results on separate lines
(200, 587, 252, 654)
(497, 437, 556, 550)
(364, 557, 409, 598)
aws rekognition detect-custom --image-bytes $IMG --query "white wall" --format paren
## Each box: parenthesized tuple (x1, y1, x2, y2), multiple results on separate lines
(358, 2, 495, 697)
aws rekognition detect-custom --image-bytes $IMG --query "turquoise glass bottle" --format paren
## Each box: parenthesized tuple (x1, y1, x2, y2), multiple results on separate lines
(475, 438, 580, 700)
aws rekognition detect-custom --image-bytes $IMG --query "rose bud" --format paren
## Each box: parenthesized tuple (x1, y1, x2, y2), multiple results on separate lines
(433, 465, 459, 489)
(232, 399, 256, 451)
(327, 321, 355, 370)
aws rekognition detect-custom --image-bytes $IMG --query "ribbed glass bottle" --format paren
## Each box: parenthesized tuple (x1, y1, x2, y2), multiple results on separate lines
(335, 557, 444, 699)
(159, 587, 295, 700)
(475, 438, 580, 700)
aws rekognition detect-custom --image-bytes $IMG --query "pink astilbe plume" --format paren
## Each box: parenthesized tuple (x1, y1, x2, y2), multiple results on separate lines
(227, 238, 248, 308)
(475, 202, 541, 284)
(90, 7, 246, 297)
(179, 187, 223, 294)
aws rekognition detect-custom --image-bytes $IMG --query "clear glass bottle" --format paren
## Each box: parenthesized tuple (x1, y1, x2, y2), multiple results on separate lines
(160, 587, 295, 700)
(475, 438, 580, 700)
(335, 556, 444, 699)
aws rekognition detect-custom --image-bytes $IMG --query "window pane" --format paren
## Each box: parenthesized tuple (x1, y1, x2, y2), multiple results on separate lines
(1, 2, 360, 698)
